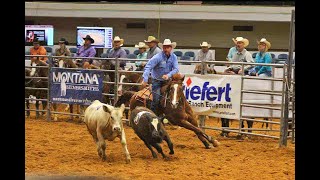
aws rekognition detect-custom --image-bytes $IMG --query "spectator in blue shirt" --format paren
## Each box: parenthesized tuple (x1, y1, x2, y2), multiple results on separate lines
(249, 38, 272, 77)
(226, 37, 239, 61)
(142, 39, 179, 116)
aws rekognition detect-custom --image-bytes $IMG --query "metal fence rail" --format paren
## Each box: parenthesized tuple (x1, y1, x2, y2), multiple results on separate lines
(25, 42, 294, 146)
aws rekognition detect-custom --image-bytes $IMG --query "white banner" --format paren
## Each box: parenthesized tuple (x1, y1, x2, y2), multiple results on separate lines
(183, 74, 242, 119)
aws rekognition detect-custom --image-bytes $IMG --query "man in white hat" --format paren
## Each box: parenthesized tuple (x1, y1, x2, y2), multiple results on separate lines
(142, 39, 179, 116)
(108, 36, 127, 69)
(224, 37, 254, 75)
(145, 36, 162, 59)
(195, 42, 216, 73)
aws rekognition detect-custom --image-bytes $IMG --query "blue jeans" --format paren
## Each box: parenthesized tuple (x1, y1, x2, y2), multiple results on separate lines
(150, 79, 165, 115)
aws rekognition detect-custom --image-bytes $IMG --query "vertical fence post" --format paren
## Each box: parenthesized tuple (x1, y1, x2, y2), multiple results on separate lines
(199, 115, 206, 133)
(114, 58, 119, 105)
(238, 63, 245, 136)
(47, 55, 52, 121)
(279, 10, 294, 147)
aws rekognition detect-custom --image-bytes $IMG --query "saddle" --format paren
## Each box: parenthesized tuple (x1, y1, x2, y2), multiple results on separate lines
(135, 87, 153, 102)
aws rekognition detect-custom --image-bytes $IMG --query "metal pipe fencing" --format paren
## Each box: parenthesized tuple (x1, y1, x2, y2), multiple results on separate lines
(25, 48, 294, 146)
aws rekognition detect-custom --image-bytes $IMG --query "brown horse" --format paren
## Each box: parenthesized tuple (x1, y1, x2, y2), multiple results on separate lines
(129, 74, 220, 149)
(194, 64, 217, 74)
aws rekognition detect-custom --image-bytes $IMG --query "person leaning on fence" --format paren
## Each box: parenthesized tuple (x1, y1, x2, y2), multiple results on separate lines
(54, 38, 75, 67)
(30, 38, 48, 64)
(141, 39, 179, 117)
(248, 38, 272, 77)
(195, 41, 216, 72)
(107, 36, 127, 69)
(226, 38, 239, 61)
(224, 37, 254, 75)
(135, 42, 148, 67)
(145, 36, 162, 59)
(75, 35, 96, 69)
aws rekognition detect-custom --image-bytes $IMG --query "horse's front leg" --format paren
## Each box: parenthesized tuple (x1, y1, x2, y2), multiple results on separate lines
(26, 100, 30, 117)
(35, 100, 40, 119)
(42, 100, 47, 116)
(119, 129, 131, 163)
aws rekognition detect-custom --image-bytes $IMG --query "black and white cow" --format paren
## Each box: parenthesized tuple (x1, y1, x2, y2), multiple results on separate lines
(130, 107, 174, 159)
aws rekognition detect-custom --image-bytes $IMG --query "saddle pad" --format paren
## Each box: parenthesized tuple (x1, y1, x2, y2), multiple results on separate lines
(135, 88, 153, 101)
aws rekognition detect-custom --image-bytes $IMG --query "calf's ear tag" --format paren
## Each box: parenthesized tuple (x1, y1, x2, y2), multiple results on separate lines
(163, 118, 169, 124)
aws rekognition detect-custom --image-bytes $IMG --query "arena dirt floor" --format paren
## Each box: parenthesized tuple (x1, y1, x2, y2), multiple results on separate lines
(26, 105, 295, 180)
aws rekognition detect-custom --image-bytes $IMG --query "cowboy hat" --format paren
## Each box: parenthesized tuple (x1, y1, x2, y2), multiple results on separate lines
(200, 41, 211, 48)
(232, 37, 249, 47)
(144, 36, 159, 43)
(83, 35, 94, 43)
(59, 37, 69, 45)
(257, 38, 271, 50)
(158, 39, 177, 49)
(135, 42, 148, 49)
(113, 36, 124, 46)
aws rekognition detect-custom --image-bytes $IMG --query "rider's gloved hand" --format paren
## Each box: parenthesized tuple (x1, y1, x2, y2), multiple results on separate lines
(162, 74, 169, 80)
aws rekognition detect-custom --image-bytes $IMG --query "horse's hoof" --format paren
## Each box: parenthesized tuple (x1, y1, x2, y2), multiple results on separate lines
(102, 156, 107, 162)
(169, 150, 174, 155)
(205, 145, 213, 149)
(213, 140, 220, 147)
(126, 157, 131, 164)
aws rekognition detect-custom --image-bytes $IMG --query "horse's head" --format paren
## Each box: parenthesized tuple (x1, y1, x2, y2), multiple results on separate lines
(103, 104, 125, 133)
(167, 74, 185, 109)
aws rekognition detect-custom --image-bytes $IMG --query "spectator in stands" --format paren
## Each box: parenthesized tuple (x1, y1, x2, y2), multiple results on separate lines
(135, 42, 148, 59)
(248, 38, 272, 77)
(135, 42, 148, 68)
(224, 37, 254, 75)
(54, 38, 74, 67)
(75, 35, 96, 69)
(145, 36, 161, 59)
(226, 38, 239, 61)
(30, 38, 48, 63)
(108, 36, 127, 69)
(194, 42, 216, 73)
(195, 42, 215, 61)
(142, 39, 179, 116)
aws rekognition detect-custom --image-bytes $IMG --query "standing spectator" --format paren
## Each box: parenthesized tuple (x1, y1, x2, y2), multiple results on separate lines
(145, 36, 161, 59)
(226, 38, 239, 61)
(30, 38, 48, 64)
(249, 38, 272, 77)
(75, 35, 96, 69)
(224, 37, 254, 75)
(108, 36, 127, 69)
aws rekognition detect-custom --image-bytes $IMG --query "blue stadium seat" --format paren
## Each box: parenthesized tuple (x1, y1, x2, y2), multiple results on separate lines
(124, 49, 130, 55)
(127, 54, 137, 59)
(278, 54, 288, 60)
(252, 52, 257, 58)
(180, 55, 191, 60)
(69, 47, 78, 53)
(100, 53, 108, 58)
(133, 50, 140, 55)
(173, 51, 183, 57)
(184, 51, 195, 57)
(44, 47, 53, 53)
(271, 53, 275, 59)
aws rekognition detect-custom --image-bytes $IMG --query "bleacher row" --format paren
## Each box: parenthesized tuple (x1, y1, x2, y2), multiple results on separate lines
(25, 46, 294, 64)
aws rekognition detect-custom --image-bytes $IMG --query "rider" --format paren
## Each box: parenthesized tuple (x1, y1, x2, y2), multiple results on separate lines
(142, 39, 179, 116)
